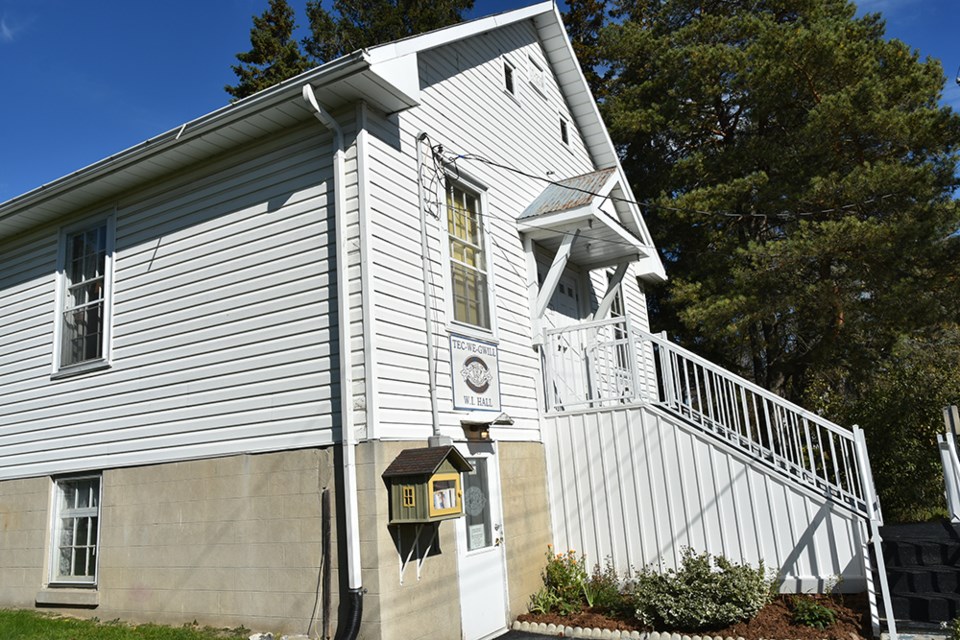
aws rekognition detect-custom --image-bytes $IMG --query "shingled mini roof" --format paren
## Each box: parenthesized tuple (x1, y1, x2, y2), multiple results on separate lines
(382, 446, 472, 478)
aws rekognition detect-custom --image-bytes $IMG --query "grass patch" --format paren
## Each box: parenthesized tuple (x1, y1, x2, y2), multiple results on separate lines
(0, 610, 252, 640)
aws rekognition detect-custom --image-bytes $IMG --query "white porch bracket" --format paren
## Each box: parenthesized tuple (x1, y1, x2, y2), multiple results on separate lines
(591, 261, 629, 321)
(531, 228, 580, 344)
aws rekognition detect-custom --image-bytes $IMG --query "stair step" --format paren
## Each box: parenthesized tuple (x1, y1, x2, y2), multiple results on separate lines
(883, 540, 960, 567)
(886, 566, 960, 595)
(884, 540, 960, 567)
(890, 593, 960, 624)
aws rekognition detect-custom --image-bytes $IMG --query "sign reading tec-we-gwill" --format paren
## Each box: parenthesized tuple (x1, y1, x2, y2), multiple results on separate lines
(450, 334, 501, 412)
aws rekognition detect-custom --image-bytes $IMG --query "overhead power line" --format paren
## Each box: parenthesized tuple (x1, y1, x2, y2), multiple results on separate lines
(432, 145, 900, 221)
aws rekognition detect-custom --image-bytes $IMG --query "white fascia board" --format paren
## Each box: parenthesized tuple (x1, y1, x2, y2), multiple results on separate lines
(365, 1, 555, 64)
(368, 53, 421, 107)
(0, 52, 370, 222)
(532, 3, 667, 279)
(516, 204, 594, 235)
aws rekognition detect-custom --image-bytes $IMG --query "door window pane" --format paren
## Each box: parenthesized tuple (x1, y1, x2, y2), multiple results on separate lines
(463, 458, 492, 551)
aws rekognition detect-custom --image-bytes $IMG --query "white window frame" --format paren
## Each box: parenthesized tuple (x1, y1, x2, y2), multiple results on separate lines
(52, 212, 116, 378)
(559, 114, 570, 146)
(502, 57, 518, 99)
(48, 474, 103, 587)
(528, 55, 546, 97)
(440, 173, 498, 340)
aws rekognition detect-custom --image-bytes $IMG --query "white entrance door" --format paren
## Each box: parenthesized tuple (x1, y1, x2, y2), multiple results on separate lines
(543, 271, 587, 409)
(456, 443, 508, 640)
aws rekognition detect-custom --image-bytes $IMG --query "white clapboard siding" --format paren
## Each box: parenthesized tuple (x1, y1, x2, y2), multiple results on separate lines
(0, 125, 346, 480)
(365, 19, 634, 442)
(543, 404, 867, 592)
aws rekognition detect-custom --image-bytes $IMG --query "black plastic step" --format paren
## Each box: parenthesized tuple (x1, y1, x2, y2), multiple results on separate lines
(886, 566, 960, 595)
(890, 593, 960, 624)
(884, 540, 960, 567)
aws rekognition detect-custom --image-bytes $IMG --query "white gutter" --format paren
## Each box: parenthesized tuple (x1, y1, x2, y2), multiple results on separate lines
(302, 84, 364, 636)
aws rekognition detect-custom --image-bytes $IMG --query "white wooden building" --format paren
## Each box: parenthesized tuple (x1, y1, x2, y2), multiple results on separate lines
(0, 3, 891, 640)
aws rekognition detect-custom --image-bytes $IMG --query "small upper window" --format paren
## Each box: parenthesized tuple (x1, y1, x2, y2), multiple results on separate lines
(56, 217, 114, 373)
(529, 56, 546, 95)
(503, 60, 515, 95)
(560, 117, 570, 145)
(446, 180, 492, 331)
(50, 475, 102, 585)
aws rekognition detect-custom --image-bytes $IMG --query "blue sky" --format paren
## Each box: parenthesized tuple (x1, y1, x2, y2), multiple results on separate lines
(0, 0, 958, 204)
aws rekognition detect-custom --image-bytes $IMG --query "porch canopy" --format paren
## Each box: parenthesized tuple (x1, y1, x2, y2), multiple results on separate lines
(518, 168, 662, 342)
(518, 168, 651, 270)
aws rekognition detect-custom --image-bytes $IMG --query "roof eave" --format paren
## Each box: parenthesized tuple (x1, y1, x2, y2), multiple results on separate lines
(0, 51, 379, 236)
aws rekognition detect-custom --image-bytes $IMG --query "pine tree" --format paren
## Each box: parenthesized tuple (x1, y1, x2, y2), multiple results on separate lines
(226, 0, 311, 100)
(563, 0, 609, 97)
(303, 0, 473, 63)
(596, 0, 960, 405)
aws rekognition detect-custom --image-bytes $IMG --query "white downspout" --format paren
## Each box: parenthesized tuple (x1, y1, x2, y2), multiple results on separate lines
(415, 132, 443, 442)
(302, 84, 364, 638)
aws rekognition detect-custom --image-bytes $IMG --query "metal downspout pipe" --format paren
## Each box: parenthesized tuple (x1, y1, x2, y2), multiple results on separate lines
(415, 132, 443, 443)
(302, 84, 363, 640)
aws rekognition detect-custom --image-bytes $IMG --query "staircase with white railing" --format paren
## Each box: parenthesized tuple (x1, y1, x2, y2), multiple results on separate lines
(543, 315, 897, 639)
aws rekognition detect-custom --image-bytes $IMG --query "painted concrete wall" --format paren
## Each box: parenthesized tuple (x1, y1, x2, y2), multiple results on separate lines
(500, 441, 553, 619)
(0, 476, 48, 607)
(544, 404, 868, 593)
(354, 439, 552, 640)
(0, 450, 338, 635)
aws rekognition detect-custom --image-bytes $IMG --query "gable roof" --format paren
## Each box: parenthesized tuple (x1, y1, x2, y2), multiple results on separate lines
(381, 446, 472, 478)
(0, 2, 663, 278)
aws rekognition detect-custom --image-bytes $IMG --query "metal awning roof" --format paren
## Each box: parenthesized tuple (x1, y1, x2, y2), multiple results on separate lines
(517, 169, 657, 270)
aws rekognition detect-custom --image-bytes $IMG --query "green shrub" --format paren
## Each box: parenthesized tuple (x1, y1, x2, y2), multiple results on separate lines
(583, 557, 625, 614)
(790, 596, 836, 629)
(632, 548, 775, 630)
(948, 616, 960, 640)
(527, 546, 588, 615)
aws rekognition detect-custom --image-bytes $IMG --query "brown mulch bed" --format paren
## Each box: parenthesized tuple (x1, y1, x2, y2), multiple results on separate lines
(516, 594, 870, 640)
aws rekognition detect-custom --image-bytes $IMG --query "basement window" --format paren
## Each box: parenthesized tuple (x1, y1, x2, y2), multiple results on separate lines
(50, 475, 102, 586)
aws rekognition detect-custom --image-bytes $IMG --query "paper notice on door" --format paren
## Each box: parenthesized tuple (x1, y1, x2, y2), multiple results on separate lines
(468, 524, 487, 550)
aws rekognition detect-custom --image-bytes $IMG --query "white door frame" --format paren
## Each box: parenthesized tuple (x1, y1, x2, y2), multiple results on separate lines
(455, 441, 509, 640)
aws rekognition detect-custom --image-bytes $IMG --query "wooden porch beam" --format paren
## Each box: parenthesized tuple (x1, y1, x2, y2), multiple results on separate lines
(533, 229, 580, 330)
(591, 261, 629, 321)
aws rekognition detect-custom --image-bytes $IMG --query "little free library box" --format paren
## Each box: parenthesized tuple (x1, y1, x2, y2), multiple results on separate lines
(382, 446, 473, 524)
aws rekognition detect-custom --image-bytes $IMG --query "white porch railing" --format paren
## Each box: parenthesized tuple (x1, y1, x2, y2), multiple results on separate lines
(544, 316, 872, 518)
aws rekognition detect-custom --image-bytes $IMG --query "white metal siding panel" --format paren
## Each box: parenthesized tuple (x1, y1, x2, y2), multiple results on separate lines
(365, 20, 637, 442)
(543, 404, 866, 592)
(0, 126, 340, 480)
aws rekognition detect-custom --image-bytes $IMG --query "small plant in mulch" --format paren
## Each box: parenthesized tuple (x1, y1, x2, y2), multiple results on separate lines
(528, 546, 589, 616)
(790, 596, 837, 629)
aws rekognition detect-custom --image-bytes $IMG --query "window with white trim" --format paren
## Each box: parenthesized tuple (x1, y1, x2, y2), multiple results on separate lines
(503, 59, 516, 95)
(528, 56, 546, 95)
(446, 180, 492, 330)
(51, 475, 101, 585)
(56, 218, 113, 372)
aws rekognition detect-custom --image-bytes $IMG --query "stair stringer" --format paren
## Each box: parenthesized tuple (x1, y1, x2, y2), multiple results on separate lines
(543, 402, 869, 593)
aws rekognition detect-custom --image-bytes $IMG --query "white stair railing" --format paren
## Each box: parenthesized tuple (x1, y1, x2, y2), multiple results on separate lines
(545, 317, 868, 516)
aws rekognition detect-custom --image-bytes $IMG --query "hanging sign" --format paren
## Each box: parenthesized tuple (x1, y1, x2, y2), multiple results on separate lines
(450, 334, 501, 412)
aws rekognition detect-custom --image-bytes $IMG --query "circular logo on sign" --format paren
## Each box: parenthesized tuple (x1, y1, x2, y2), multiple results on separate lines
(461, 356, 493, 394)
(464, 485, 487, 517)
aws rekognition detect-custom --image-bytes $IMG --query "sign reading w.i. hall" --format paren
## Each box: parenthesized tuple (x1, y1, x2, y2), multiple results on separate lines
(450, 334, 501, 412)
